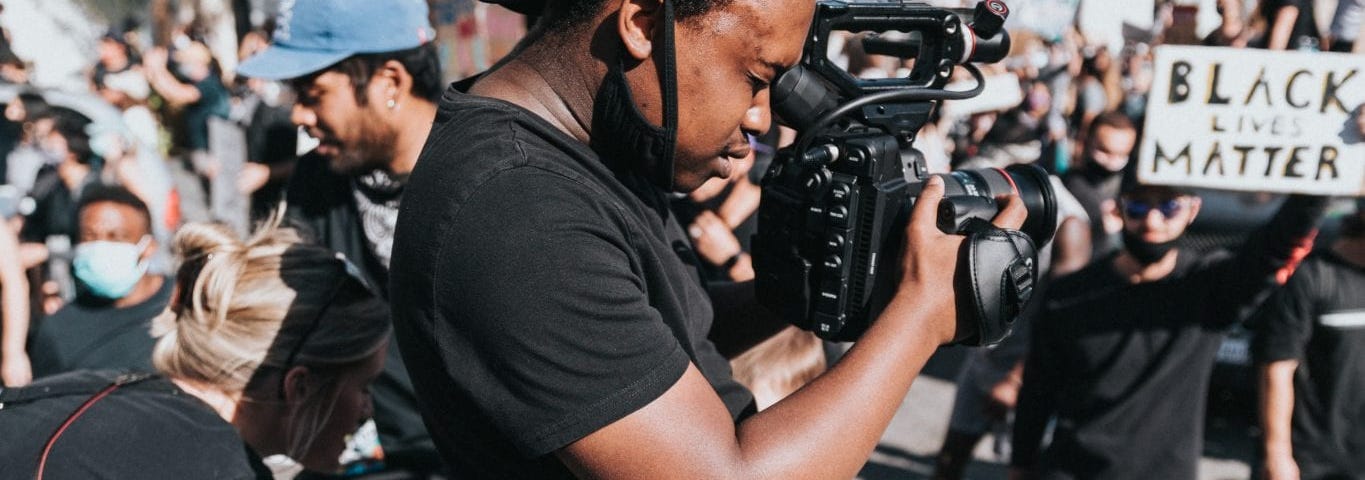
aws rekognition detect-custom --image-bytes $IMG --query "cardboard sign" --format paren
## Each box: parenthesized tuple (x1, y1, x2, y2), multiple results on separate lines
(1138, 46, 1365, 195)
(940, 73, 1023, 120)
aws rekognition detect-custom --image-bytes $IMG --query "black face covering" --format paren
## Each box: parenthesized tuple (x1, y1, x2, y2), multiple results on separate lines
(590, 0, 680, 191)
(1122, 229, 1178, 265)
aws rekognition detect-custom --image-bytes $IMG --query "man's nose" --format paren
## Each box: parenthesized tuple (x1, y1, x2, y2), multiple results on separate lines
(1143, 209, 1166, 229)
(291, 104, 316, 129)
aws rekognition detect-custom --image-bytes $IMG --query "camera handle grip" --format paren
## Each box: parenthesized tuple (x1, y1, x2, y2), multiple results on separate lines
(952, 223, 1036, 346)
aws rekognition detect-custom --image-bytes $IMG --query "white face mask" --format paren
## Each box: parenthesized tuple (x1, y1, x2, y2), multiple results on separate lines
(72, 236, 151, 299)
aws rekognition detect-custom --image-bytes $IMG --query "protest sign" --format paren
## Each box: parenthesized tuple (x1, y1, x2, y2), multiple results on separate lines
(940, 72, 1023, 120)
(1138, 46, 1365, 195)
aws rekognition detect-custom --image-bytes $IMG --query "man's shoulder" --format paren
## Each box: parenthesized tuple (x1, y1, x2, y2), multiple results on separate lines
(0, 373, 264, 479)
(1288, 250, 1362, 294)
(38, 303, 95, 333)
(404, 89, 621, 227)
(1041, 260, 1124, 318)
(423, 86, 598, 176)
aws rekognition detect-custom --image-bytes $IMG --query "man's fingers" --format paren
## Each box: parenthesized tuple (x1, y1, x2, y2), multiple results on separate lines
(695, 211, 725, 235)
(992, 194, 1027, 230)
(910, 176, 946, 233)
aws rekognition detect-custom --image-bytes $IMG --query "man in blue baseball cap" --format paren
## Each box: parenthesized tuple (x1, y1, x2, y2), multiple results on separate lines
(237, 0, 444, 475)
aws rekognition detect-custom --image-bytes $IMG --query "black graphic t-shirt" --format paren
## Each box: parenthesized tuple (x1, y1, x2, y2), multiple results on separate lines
(1253, 250, 1365, 478)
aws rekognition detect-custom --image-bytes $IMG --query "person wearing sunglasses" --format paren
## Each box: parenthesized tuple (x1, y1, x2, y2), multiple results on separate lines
(1011, 171, 1328, 480)
(0, 219, 390, 478)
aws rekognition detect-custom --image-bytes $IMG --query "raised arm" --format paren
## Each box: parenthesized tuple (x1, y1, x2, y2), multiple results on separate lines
(142, 48, 203, 107)
(0, 221, 32, 386)
(1267, 4, 1300, 50)
(1206, 194, 1327, 326)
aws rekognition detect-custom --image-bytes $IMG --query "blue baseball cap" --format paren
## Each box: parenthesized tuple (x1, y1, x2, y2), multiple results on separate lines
(237, 0, 435, 80)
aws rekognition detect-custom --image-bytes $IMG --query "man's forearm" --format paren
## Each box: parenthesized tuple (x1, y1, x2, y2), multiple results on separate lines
(1, 261, 30, 380)
(1214, 195, 1328, 320)
(729, 289, 950, 478)
(1260, 360, 1299, 459)
(1, 233, 29, 357)
(1, 283, 27, 354)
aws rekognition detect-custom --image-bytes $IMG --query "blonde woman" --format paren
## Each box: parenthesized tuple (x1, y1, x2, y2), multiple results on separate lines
(0, 221, 390, 478)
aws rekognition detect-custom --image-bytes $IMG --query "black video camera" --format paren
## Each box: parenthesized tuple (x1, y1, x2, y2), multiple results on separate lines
(753, 0, 1057, 345)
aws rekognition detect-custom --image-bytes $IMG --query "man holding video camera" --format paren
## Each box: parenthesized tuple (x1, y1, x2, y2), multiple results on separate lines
(1011, 171, 1327, 480)
(389, 0, 1027, 478)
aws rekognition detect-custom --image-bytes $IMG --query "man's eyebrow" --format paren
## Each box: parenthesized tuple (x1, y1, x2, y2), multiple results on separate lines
(760, 59, 788, 76)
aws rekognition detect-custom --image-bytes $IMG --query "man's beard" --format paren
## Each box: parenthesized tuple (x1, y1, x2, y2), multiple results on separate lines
(326, 113, 398, 176)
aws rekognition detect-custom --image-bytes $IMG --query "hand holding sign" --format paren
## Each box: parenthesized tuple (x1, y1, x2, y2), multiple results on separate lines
(1138, 46, 1364, 195)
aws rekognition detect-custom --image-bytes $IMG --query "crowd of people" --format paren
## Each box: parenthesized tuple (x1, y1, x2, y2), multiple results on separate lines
(0, 0, 1361, 478)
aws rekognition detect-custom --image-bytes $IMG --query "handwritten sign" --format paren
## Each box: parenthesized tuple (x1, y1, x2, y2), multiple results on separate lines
(1138, 46, 1365, 195)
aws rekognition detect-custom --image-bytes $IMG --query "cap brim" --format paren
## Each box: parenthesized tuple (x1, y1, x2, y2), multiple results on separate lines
(236, 46, 352, 80)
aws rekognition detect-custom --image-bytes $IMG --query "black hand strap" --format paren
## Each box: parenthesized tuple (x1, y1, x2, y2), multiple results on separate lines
(954, 225, 1037, 346)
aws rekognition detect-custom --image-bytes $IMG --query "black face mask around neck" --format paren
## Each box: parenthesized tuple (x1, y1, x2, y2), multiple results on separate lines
(1122, 229, 1178, 265)
(589, 1, 680, 191)
(592, 58, 676, 189)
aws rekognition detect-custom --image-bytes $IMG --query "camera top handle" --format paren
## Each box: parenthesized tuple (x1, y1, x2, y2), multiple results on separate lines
(771, 1, 1011, 151)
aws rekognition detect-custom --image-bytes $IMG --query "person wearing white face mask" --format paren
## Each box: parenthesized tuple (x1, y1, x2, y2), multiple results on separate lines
(28, 184, 171, 379)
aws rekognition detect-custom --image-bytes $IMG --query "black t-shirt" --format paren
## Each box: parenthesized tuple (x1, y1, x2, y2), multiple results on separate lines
(1260, 0, 1322, 50)
(1252, 250, 1365, 478)
(1061, 166, 1121, 260)
(390, 84, 755, 479)
(29, 277, 173, 379)
(1012, 195, 1326, 480)
(19, 166, 95, 244)
(182, 76, 230, 151)
(0, 370, 271, 479)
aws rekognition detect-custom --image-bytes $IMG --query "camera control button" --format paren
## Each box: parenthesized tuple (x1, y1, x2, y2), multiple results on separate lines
(831, 183, 852, 201)
(826, 233, 846, 251)
(823, 254, 843, 272)
(828, 206, 850, 228)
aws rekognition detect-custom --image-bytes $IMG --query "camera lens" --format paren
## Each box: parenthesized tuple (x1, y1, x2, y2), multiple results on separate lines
(771, 65, 839, 132)
(935, 164, 1057, 246)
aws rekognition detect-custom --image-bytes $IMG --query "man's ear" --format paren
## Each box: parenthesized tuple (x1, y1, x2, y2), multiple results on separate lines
(140, 237, 157, 262)
(369, 60, 412, 106)
(1185, 197, 1202, 225)
(282, 365, 313, 404)
(617, 0, 663, 62)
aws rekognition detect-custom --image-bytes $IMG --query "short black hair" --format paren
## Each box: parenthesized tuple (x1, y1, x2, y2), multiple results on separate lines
(44, 107, 95, 165)
(13, 90, 49, 120)
(1087, 111, 1136, 142)
(538, 0, 735, 33)
(295, 42, 444, 104)
(76, 184, 153, 236)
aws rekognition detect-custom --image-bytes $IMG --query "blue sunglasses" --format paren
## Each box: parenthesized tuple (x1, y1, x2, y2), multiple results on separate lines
(1122, 199, 1184, 219)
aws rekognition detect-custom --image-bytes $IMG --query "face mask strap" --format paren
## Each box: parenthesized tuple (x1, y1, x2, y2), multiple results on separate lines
(132, 235, 153, 271)
(660, 0, 678, 191)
